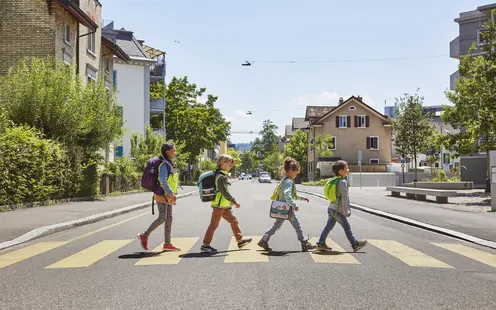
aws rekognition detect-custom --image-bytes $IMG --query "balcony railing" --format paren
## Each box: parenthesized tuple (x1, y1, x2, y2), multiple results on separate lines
(450, 70, 460, 90)
(450, 36, 460, 59)
(150, 98, 165, 114)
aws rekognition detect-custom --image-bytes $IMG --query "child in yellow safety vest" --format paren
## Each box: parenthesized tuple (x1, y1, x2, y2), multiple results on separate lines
(200, 154, 252, 253)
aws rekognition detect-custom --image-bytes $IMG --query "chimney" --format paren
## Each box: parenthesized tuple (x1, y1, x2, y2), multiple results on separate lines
(357, 96, 363, 101)
(137, 38, 145, 46)
(338, 97, 344, 105)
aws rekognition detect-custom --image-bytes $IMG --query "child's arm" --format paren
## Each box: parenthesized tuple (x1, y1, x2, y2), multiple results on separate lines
(217, 175, 238, 205)
(337, 179, 350, 211)
(282, 181, 298, 208)
(159, 163, 174, 195)
(296, 193, 308, 201)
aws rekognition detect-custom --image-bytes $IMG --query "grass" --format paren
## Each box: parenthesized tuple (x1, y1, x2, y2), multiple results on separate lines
(301, 179, 327, 186)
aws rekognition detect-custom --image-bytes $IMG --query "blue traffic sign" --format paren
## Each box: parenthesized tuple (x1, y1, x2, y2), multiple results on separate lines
(400, 158, 405, 164)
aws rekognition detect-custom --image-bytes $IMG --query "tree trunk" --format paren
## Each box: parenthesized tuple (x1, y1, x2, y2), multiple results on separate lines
(413, 145, 418, 187)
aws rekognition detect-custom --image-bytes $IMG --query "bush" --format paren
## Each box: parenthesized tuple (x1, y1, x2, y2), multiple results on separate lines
(0, 118, 71, 205)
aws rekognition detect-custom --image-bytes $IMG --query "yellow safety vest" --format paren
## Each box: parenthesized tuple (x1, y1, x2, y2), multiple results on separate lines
(212, 170, 232, 208)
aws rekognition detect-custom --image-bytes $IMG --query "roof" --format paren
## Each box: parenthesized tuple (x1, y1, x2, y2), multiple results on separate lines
(101, 36, 130, 62)
(114, 28, 152, 60)
(143, 44, 166, 58)
(314, 96, 388, 124)
(305, 106, 335, 120)
(292, 117, 309, 129)
(285, 125, 293, 136)
(54, 0, 98, 30)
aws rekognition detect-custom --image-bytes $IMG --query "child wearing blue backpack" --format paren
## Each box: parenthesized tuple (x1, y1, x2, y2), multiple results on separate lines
(316, 160, 367, 252)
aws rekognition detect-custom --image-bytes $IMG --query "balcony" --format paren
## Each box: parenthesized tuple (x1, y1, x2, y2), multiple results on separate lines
(150, 97, 165, 114)
(450, 36, 460, 59)
(450, 70, 460, 90)
(150, 62, 166, 83)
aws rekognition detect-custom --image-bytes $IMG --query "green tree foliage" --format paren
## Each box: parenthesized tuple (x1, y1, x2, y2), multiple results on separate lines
(441, 10, 496, 186)
(0, 112, 71, 205)
(391, 90, 434, 182)
(240, 151, 258, 173)
(227, 148, 242, 176)
(283, 129, 308, 178)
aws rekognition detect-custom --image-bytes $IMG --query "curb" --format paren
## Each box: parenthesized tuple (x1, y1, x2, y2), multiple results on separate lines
(298, 189, 496, 250)
(0, 191, 197, 251)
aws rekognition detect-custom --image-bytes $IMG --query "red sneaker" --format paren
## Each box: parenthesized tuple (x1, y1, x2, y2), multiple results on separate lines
(163, 243, 181, 251)
(137, 234, 148, 251)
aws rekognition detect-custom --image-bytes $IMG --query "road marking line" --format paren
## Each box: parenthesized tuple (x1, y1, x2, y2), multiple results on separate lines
(369, 240, 453, 268)
(0, 242, 68, 269)
(135, 238, 199, 265)
(45, 240, 133, 269)
(224, 236, 269, 263)
(309, 238, 360, 264)
(432, 243, 496, 268)
(67, 212, 148, 243)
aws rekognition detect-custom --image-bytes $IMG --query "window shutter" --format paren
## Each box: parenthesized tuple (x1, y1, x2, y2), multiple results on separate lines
(354, 116, 358, 127)
(366, 137, 371, 149)
(336, 116, 339, 128)
(347, 116, 351, 128)
(366, 116, 370, 127)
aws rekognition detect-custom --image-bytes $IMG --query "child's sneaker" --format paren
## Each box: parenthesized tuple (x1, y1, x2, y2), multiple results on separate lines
(352, 240, 368, 252)
(301, 240, 315, 252)
(137, 233, 148, 251)
(316, 242, 332, 252)
(200, 245, 217, 253)
(163, 243, 181, 251)
(237, 238, 252, 249)
(257, 239, 272, 251)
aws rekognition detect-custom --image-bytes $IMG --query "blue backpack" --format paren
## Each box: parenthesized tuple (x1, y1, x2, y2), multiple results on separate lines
(197, 170, 217, 202)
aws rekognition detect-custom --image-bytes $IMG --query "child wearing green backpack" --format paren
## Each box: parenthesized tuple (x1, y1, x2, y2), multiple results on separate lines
(317, 160, 367, 252)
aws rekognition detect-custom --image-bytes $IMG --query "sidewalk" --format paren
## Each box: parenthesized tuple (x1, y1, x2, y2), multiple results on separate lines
(0, 186, 197, 244)
(297, 185, 496, 243)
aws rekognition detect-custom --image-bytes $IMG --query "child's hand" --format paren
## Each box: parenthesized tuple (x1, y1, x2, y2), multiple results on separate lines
(304, 198, 310, 203)
(234, 203, 241, 208)
(294, 206, 299, 212)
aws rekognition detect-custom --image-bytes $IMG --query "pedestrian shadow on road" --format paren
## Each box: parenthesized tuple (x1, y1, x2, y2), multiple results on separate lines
(259, 250, 301, 257)
(312, 250, 366, 255)
(179, 249, 248, 259)
(118, 252, 164, 259)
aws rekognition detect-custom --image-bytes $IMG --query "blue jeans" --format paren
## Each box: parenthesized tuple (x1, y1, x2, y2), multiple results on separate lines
(262, 210, 307, 242)
(318, 208, 358, 246)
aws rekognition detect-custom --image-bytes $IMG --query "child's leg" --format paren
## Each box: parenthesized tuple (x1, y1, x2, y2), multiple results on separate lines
(318, 208, 338, 245)
(163, 204, 173, 244)
(335, 212, 358, 247)
(144, 202, 168, 236)
(288, 211, 306, 242)
(261, 218, 285, 242)
(202, 208, 224, 246)
(221, 207, 242, 242)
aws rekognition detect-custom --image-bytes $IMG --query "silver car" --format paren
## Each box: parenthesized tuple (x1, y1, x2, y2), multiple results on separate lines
(259, 173, 271, 183)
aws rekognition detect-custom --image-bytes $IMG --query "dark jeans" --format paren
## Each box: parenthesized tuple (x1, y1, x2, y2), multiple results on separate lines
(318, 208, 358, 246)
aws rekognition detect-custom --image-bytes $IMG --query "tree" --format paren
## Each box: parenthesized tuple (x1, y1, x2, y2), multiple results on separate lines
(283, 129, 308, 178)
(391, 91, 434, 183)
(227, 148, 242, 176)
(0, 57, 123, 196)
(441, 10, 496, 191)
(259, 120, 279, 157)
(241, 151, 258, 173)
(263, 152, 283, 179)
(309, 133, 334, 179)
(151, 77, 231, 167)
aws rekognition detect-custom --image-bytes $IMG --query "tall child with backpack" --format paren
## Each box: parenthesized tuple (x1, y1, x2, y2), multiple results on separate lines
(257, 157, 315, 252)
(316, 160, 367, 252)
(138, 142, 181, 251)
(200, 154, 252, 253)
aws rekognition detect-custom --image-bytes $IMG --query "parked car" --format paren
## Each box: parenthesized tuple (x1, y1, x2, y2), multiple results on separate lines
(259, 173, 271, 183)
(239, 173, 252, 180)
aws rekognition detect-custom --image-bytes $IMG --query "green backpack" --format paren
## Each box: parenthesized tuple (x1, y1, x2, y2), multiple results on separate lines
(323, 177, 343, 203)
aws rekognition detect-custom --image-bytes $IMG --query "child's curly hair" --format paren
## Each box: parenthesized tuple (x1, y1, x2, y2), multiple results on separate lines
(332, 160, 348, 176)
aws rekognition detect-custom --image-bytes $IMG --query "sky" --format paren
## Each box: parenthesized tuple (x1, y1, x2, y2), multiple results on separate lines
(101, 0, 480, 144)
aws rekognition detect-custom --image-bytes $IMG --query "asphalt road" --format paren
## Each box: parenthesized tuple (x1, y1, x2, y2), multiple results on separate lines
(1, 180, 496, 310)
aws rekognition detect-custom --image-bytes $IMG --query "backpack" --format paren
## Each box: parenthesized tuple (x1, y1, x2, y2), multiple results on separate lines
(141, 156, 167, 196)
(197, 170, 217, 202)
(323, 177, 342, 203)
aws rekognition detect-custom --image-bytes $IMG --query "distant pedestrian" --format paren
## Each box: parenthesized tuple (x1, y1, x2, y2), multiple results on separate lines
(200, 154, 252, 253)
(257, 157, 315, 252)
(137, 142, 181, 251)
(316, 160, 367, 252)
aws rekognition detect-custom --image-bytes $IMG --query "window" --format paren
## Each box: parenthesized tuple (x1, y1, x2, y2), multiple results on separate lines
(112, 70, 117, 88)
(86, 65, 97, 82)
(477, 29, 488, 46)
(366, 136, 379, 150)
(337, 115, 350, 128)
(87, 28, 96, 54)
(327, 137, 336, 150)
(355, 115, 367, 128)
(443, 153, 450, 164)
(349, 106, 356, 110)
(63, 49, 72, 65)
(105, 57, 110, 73)
(64, 23, 71, 44)
(370, 158, 379, 164)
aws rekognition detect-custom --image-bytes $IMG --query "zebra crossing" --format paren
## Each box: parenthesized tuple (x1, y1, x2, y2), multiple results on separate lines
(0, 237, 495, 270)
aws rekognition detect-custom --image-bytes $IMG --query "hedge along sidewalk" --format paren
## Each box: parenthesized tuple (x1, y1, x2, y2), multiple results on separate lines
(0, 186, 198, 250)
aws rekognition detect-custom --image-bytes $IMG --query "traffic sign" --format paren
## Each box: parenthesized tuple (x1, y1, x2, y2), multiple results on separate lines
(358, 160, 362, 166)
(400, 158, 405, 164)
(401, 163, 405, 168)
(358, 150, 363, 162)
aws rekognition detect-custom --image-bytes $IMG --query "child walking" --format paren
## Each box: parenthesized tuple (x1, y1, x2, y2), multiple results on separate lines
(316, 160, 367, 252)
(257, 157, 315, 252)
(137, 142, 181, 251)
(201, 154, 252, 252)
